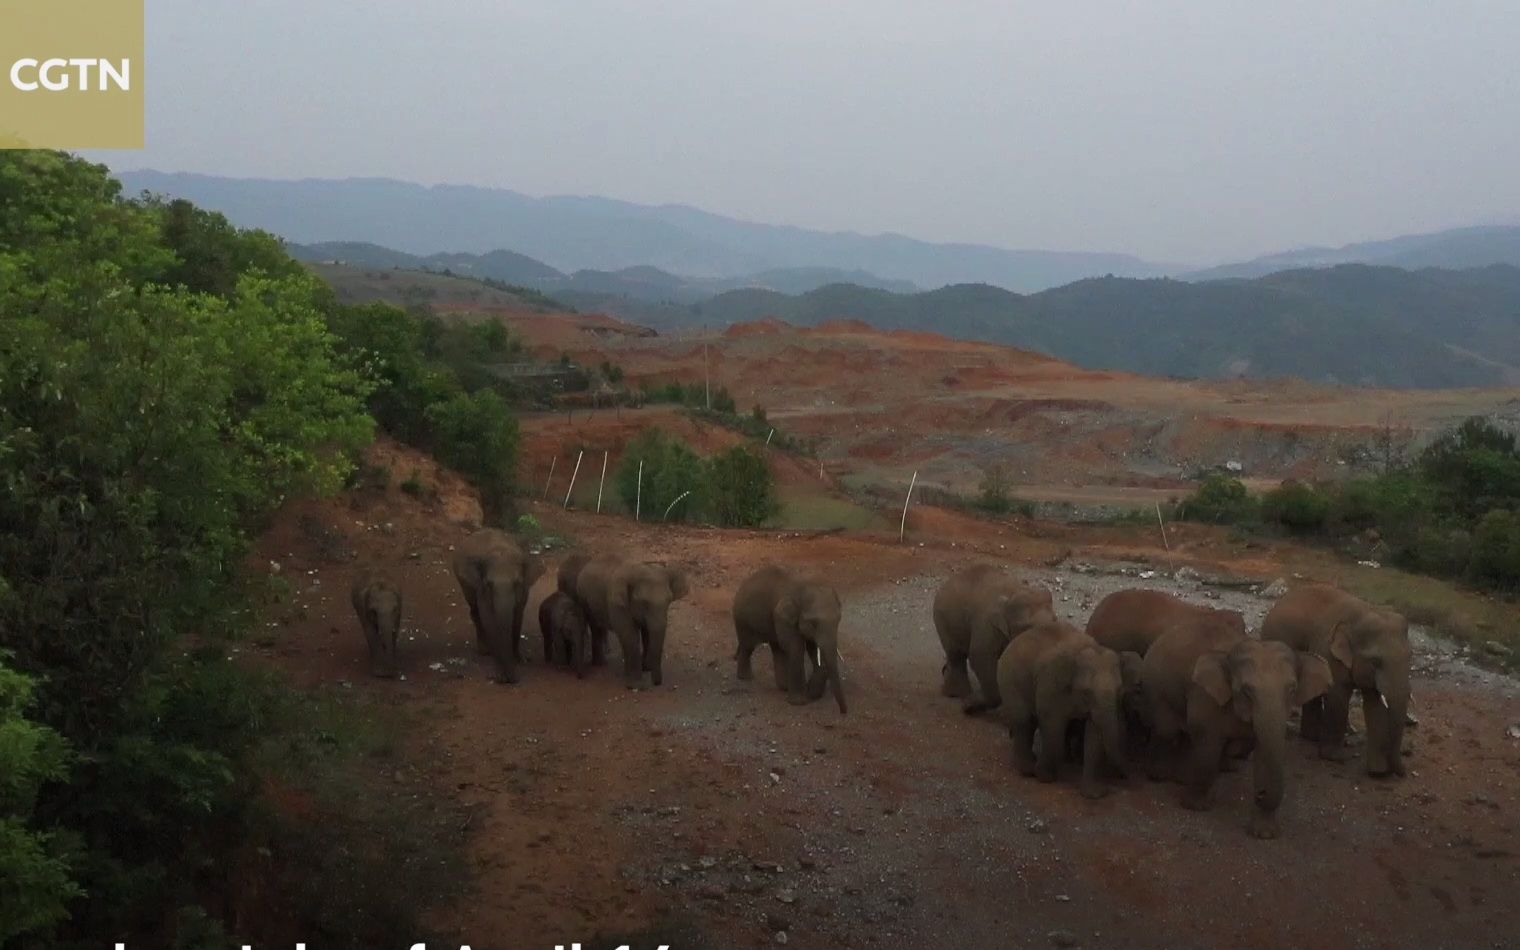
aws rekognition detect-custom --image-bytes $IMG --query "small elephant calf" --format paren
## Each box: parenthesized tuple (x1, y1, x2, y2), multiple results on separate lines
(538, 590, 590, 678)
(732, 564, 847, 714)
(351, 570, 403, 678)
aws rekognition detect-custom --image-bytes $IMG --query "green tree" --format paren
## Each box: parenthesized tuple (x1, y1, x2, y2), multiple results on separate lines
(616, 429, 705, 522)
(707, 446, 777, 527)
(1261, 481, 1330, 534)
(0, 150, 373, 942)
(425, 390, 520, 523)
(0, 655, 79, 944)
(1470, 509, 1520, 587)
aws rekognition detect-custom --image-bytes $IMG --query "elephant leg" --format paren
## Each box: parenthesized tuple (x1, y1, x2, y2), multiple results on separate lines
(1036, 714, 1070, 783)
(770, 644, 788, 692)
(465, 591, 489, 655)
(1181, 729, 1225, 811)
(964, 642, 1004, 714)
(541, 620, 553, 665)
(590, 623, 608, 666)
(572, 631, 588, 679)
(618, 627, 644, 689)
(1009, 715, 1038, 778)
(1300, 696, 1325, 742)
(1318, 683, 1353, 762)
(942, 648, 972, 698)
(1080, 718, 1110, 799)
(735, 635, 758, 681)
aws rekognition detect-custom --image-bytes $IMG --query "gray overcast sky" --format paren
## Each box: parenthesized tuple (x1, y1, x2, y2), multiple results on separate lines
(91, 0, 1520, 264)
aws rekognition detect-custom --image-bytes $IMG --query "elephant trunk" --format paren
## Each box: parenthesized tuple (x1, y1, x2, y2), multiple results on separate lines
(1094, 701, 1127, 776)
(823, 644, 847, 715)
(1379, 668, 1410, 776)
(1251, 706, 1288, 817)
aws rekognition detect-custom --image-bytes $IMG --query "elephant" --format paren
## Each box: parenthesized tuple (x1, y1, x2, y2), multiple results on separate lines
(933, 563, 1055, 714)
(732, 564, 847, 714)
(1086, 588, 1246, 657)
(1087, 588, 1246, 753)
(451, 528, 545, 684)
(1261, 583, 1411, 778)
(351, 570, 402, 678)
(1141, 623, 1332, 838)
(557, 552, 591, 597)
(572, 553, 689, 689)
(995, 620, 1140, 799)
(538, 590, 590, 677)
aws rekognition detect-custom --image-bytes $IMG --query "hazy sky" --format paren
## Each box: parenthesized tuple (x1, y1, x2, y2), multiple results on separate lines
(90, 0, 1520, 263)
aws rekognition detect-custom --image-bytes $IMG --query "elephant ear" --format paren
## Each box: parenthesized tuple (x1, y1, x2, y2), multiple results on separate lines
(1190, 652, 1233, 707)
(1327, 621, 1355, 671)
(1295, 651, 1333, 705)
(666, 565, 689, 601)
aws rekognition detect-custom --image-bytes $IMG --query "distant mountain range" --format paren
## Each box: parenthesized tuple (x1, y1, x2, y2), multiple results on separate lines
(671, 264, 1520, 389)
(286, 240, 920, 303)
(1185, 225, 1520, 281)
(115, 170, 1170, 292)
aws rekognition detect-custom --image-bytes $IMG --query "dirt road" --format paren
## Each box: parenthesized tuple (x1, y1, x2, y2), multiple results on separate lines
(253, 467, 1520, 950)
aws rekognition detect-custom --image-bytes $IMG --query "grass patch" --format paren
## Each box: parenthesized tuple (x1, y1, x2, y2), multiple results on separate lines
(1329, 566, 1519, 669)
(771, 485, 884, 532)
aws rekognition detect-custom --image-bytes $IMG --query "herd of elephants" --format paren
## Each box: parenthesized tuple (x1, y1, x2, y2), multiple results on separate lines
(349, 526, 1412, 839)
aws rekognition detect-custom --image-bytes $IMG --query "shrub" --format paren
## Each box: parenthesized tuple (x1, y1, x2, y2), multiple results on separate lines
(1261, 481, 1330, 534)
(707, 446, 778, 527)
(1469, 509, 1520, 588)
(711, 386, 737, 414)
(1177, 474, 1258, 525)
(400, 470, 425, 497)
(1418, 417, 1520, 519)
(975, 464, 1023, 515)
(616, 429, 705, 522)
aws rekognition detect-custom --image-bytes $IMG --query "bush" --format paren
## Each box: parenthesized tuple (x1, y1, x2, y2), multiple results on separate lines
(975, 464, 1034, 516)
(616, 429, 706, 522)
(1470, 509, 1520, 588)
(1418, 417, 1520, 519)
(707, 446, 778, 527)
(1261, 481, 1330, 534)
(711, 386, 737, 414)
(1177, 474, 1258, 525)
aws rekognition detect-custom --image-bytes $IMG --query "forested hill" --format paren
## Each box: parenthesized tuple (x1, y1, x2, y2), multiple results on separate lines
(665, 264, 1520, 388)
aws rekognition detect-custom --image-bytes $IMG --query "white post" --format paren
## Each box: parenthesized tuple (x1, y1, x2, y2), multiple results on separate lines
(704, 329, 711, 410)
(563, 450, 584, 509)
(1155, 502, 1171, 553)
(899, 470, 918, 543)
(542, 456, 557, 500)
(596, 450, 608, 513)
(635, 460, 643, 522)
(765, 428, 775, 447)
(663, 490, 692, 522)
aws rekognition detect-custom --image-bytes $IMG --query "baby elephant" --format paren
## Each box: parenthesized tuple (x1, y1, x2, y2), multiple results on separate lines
(733, 564, 847, 714)
(351, 570, 403, 678)
(538, 590, 590, 677)
(996, 620, 1141, 799)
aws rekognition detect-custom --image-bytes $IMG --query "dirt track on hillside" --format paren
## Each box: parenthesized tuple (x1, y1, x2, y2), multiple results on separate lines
(253, 446, 1520, 950)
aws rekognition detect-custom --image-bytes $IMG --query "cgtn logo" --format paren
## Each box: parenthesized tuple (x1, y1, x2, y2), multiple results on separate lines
(9, 56, 131, 91)
(0, 0, 144, 149)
